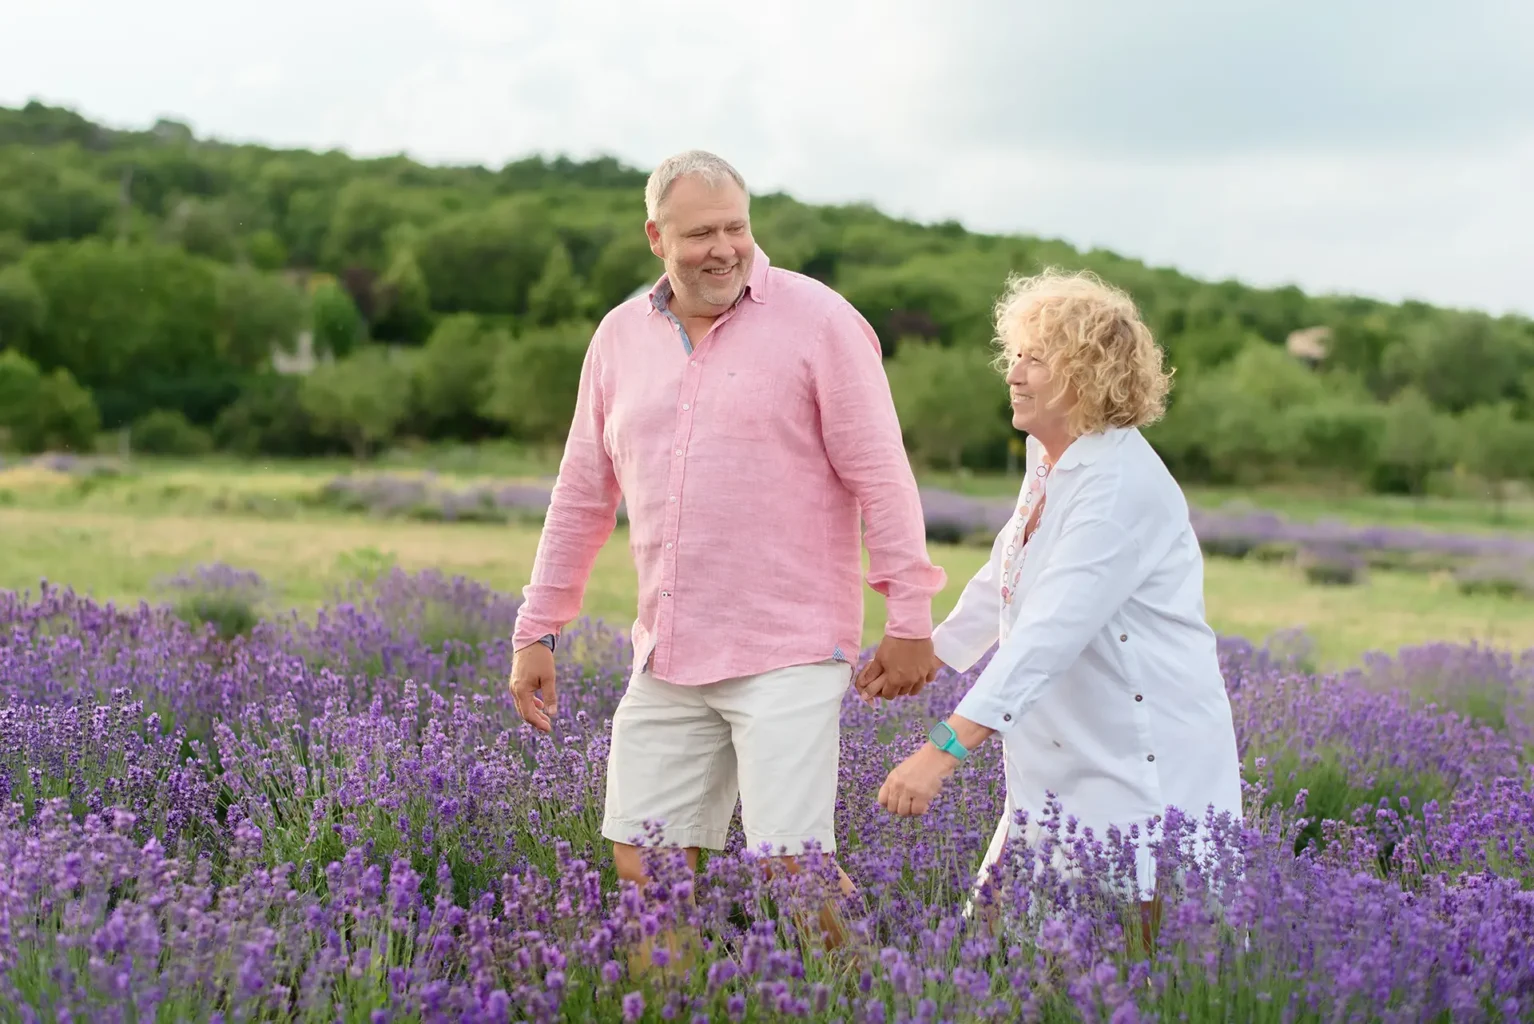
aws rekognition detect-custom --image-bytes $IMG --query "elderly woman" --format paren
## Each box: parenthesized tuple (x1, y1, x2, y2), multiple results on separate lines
(871, 268, 1244, 930)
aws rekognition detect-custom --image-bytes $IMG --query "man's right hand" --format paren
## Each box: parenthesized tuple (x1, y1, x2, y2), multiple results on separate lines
(855, 634, 943, 704)
(509, 641, 558, 732)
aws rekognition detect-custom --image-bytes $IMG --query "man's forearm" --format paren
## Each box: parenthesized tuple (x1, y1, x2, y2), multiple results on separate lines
(812, 303, 947, 635)
(513, 336, 619, 647)
(512, 486, 619, 646)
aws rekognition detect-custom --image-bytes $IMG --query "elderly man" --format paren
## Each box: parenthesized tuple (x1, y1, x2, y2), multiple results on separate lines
(508, 149, 944, 939)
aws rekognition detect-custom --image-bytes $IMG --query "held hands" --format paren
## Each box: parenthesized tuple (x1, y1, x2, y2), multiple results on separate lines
(509, 641, 558, 732)
(855, 634, 943, 705)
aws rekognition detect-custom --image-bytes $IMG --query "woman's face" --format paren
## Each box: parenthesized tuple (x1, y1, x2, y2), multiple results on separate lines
(1004, 338, 1075, 440)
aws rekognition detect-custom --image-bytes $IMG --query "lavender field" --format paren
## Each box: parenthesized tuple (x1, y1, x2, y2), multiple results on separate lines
(3, 566, 1534, 1022)
(304, 471, 1534, 599)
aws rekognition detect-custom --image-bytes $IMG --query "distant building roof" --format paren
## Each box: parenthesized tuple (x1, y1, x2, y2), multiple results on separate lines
(1285, 326, 1332, 363)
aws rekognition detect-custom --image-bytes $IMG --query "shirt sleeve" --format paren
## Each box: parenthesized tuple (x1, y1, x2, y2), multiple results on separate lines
(934, 450, 1036, 672)
(809, 300, 947, 639)
(512, 332, 623, 649)
(952, 509, 1146, 733)
(931, 540, 1002, 672)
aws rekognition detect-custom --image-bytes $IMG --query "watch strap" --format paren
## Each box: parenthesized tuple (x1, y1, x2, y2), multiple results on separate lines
(929, 721, 970, 761)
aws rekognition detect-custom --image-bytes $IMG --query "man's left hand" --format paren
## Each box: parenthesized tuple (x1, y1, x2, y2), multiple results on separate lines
(856, 634, 941, 704)
(878, 743, 960, 816)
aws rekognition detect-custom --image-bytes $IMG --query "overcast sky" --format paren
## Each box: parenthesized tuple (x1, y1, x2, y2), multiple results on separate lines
(2, 0, 1529, 317)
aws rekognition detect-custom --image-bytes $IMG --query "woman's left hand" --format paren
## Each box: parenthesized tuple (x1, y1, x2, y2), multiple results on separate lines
(878, 744, 961, 816)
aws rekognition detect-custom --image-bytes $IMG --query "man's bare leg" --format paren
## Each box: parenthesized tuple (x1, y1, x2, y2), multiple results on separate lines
(764, 854, 858, 951)
(615, 843, 859, 970)
(614, 842, 703, 976)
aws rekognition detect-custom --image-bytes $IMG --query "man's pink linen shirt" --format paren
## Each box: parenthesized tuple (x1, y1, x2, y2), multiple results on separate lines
(512, 247, 946, 686)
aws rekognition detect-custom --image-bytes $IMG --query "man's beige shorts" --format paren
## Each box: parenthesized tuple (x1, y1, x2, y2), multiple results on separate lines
(601, 659, 852, 856)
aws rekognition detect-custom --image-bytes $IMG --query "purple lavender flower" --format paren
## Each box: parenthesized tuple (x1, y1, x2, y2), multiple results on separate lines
(1, 574, 1532, 1018)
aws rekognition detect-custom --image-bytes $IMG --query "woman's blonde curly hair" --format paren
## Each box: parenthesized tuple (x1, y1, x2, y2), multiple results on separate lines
(991, 267, 1173, 436)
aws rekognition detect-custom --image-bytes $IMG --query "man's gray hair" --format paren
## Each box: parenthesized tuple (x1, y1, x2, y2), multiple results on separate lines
(644, 150, 748, 223)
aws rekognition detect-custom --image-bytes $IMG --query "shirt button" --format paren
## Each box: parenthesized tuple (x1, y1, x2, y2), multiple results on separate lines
(669, 495, 677, 502)
(1002, 713, 1011, 722)
(1134, 694, 1143, 702)
(682, 403, 690, 410)
(661, 591, 671, 598)
(666, 542, 674, 550)
(1120, 634, 1128, 642)
(1146, 754, 1155, 762)
(675, 449, 683, 456)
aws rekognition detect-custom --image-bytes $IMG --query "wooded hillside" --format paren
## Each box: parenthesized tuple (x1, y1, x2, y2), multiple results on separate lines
(2, 100, 1531, 497)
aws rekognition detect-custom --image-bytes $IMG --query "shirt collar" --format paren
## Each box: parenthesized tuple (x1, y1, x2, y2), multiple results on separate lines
(1028, 427, 1126, 472)
(646, 244, 771, 315)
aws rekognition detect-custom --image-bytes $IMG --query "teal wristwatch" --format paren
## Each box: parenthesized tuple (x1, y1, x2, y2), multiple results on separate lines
(928, 721, 970, 761)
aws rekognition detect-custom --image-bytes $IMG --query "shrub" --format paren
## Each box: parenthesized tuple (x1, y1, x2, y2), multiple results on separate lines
(152, 562, 269, 639)
(1454, 559, 1534, 600)
(0, 350, 100, 453)
(1298, 544, 1366, 586)
(130, 408, 212, 455)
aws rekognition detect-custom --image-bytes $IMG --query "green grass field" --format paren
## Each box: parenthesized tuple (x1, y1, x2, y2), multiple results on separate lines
(5, 454, 1533, 668)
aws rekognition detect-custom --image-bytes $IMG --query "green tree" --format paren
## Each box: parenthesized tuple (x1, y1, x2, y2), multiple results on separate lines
(309, 278, 366, 359)
(0, 351, 100, 453)
(212, 372, 332, 457)
(885, 340, 1011, 469)
(130, 408, 213, 455)
(21, 240, 224, 425)
(586, 232, 656, 310)
(214, 265, 308, 369)
(1150, 343, 1325, 483)
(30, 367, 101, 452)
(321, 179, 422, 272)
(1457, 403, 1534, 520)
(371, 248, 434, 345)
(246, 229, 288, 271)
(415, 202, 559, 315)
(0, 347, 42, 447)
(0, 231, 26, 266)
(412, 314, 507, 438)
(163, 197, 239, 261)
(1287, 397, 1385, 479)
(480, 322, 593, 442)
(1381, 313, 1527, 412)
(299, 345, 412, 459)
(527, 243, 583, 325)
(1372, 387, 1450, 496)
(20, 167, 116, 242)
(1162, 321, 1251, 371)
(0, 262, 44, 349)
